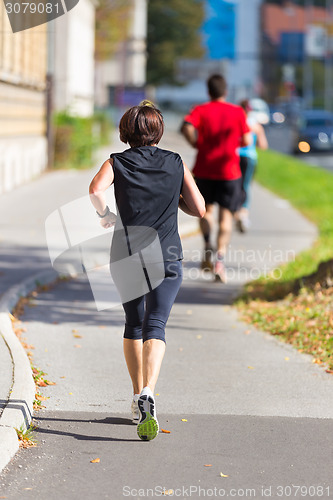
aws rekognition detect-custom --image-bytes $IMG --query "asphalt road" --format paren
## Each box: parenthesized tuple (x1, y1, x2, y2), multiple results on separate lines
(266, 124, 333, 172)
(0, 127, 332, 500)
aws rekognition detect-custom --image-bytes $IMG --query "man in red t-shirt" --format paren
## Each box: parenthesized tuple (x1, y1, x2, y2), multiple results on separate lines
(181, 74, 251, 282)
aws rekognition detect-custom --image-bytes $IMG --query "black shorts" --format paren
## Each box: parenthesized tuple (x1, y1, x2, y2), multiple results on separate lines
(195, 177, 245, 213)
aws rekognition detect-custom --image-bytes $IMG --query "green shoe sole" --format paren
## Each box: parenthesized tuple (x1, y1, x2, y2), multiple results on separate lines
(137, 414, 159, 441)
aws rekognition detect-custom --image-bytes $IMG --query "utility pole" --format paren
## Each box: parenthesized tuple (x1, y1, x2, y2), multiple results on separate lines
(303, 0, 313, 109)
(325, 0, 333, 111)
(46, 20, 55, 168)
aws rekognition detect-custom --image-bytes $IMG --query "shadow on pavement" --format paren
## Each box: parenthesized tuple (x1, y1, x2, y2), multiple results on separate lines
(34, 415, 139, 443)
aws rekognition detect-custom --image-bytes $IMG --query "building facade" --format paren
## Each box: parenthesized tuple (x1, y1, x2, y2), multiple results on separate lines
(0, 6, 48, 194)
(53, 0, 96, 116)
(95, 0, 148, 109)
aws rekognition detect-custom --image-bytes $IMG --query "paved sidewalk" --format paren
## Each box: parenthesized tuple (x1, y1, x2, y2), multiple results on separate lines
(1, 125, 332, 499)
(0, 128, 198, 468)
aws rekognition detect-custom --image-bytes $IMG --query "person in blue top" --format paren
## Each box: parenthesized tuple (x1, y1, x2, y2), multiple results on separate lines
(235, 99, 268, 233)
(89, 101, 205, 441)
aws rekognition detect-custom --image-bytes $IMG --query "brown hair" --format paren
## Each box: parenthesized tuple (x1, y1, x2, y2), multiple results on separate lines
(239, 99, 251, 113)
(119, 101, 164, 148)
(207, 74, 227, 99)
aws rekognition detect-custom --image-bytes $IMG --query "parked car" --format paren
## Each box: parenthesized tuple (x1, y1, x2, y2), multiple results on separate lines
(292, 109, 333, 154)
(269, 105, 286, 125)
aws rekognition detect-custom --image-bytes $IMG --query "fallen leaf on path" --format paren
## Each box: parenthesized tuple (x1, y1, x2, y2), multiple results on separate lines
(204, 464, 212, 467)
(244, 329, 251, 335)
(72, 329, 78, 333)
(60, 376, 66, 379)
(312, 359, 322, 364)
(220, 472, 229, 477)
(74, 344, 82, 348)
(161, 429, 171, 434)
(44, 380, 56, 385)
(90, 458, 100, 463)
(33, 403, 46, 410)
(36, 380, 47, 387)
(155, 393, 160, 396)
(285, 357, 290, 361)
(21, 341, 34, 349)
(248, 366, 255, 370)
(35, 395, 49, 401)
(73, 334, 82, 339)
(326, 369, 333, 374)
(181, 419, 187, 422)
(196, 335, 202, 339)
(163, 490, 174, 496)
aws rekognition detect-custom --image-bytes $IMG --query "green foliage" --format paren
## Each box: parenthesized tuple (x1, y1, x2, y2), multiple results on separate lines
(53, 111, 112, 169)
(95, 0, 131, 61)
(15, 424, 37, 447)
(147, 0, 204, 84)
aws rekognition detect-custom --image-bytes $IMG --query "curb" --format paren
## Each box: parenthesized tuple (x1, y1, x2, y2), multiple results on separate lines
(0, 218, 199, 474)
(0, 269, 58, 474)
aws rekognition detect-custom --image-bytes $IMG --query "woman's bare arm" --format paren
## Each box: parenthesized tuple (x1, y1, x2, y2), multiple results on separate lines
(179, 163, 206, 218)
(89, 158, 115, 228)
(253, 122, 268, 150)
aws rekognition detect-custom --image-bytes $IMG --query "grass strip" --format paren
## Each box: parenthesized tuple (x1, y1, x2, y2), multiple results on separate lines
(242, 149, 333, 299)
(236, 148, 333, 371)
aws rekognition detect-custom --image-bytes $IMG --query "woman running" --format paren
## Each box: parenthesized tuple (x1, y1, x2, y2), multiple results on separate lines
(89, 101, 205, 441)
(236, 99, 268, 232)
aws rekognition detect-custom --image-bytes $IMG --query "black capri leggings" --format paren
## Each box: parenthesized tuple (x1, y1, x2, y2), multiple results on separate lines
(122, 260, 183, 343)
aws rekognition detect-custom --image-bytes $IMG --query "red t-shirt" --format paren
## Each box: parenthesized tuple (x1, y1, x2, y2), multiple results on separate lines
(184, 101, 250, 181)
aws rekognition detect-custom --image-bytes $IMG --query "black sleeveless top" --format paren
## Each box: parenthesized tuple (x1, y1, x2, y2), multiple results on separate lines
(110, 146, 184, 262)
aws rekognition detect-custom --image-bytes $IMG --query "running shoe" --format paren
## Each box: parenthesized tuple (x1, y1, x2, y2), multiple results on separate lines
(137, 394, 159, 441)
(201, 247, 214, 272)
(131, 394, 140, 424)
(236, 214, 250, 234)
(214, 259, 227, 283)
